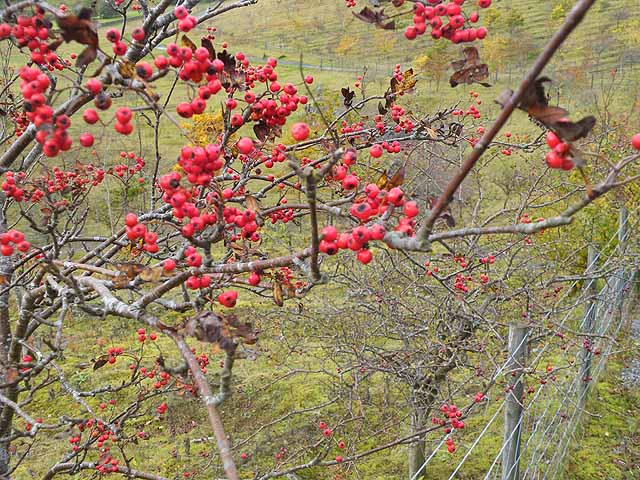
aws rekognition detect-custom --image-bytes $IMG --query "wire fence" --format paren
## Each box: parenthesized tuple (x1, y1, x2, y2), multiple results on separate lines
(414, 206, 638, 480)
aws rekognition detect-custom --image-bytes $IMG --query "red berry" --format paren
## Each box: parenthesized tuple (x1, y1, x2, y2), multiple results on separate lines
(174, 6, 188, 19)
(115, 107, 132, 124)
(115, 121, 133, 135)
(85, 78, 103, 95)
(105, 28, 120, 43)
(291, 122, 310, 141)
(79, 132, 94, 147)
(369, 144, 383, 158)
(176, 102, 193, 118)
(631, 133, 640, 150)
(403, 201, 419, 218)
(131, 27, 145, 42)
(404, 26, 417, 40)
(124, 213, 138, 227)
(545, 151, 563, 169)
(321, 225, 338, 242)
(357, 249, 373, 265)
(218, 290, 238, 308)
(237, 137, 254, 155)
(94, 93, 112, 110)
(546, 131, 560, 148)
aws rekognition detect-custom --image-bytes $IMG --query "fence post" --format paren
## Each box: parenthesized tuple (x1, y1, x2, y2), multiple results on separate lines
(579, 244, 598, 401)
(502, 324, 529, 480)
(619, 206, 628, 253)
(616, 206, 629, 310)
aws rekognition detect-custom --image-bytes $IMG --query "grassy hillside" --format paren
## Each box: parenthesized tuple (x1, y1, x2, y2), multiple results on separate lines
(211, 0, 640, 77)
(4, 1, 640, 479)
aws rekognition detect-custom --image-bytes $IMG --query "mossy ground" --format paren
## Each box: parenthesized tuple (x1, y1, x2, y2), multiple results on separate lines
(4, 0, 640, 478)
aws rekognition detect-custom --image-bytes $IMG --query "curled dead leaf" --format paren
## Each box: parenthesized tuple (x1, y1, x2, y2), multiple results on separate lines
(93, 355, 110, 370)
(184, 311, 258, 352)
(450, 47, 491, 88)
(391, 69, 418, 94)
(352, 6, 395, 29)
(496, 77, 596, 143)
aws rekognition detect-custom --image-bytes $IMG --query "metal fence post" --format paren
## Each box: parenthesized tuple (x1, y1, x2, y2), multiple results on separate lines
(579, 244, 598, 402)
(502, 324, 529, 480)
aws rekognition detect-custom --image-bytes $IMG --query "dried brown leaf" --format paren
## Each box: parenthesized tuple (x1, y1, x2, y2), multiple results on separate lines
(449, 47, 490, 88)
(93, 355, 110, 370)
(273, 282, 284, 307)
(245, 195, 260, 212)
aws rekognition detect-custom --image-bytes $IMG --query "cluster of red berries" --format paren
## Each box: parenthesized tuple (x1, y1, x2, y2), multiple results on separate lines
(178, 144, 224, 186)
(11, 110, 30, 137)
(0, 10, 65, 68)
(94, 452, 120, 474)
(424, 260, 440, 276)
(174, 5, 198, 32)
(184, 247, 203, 268)
(453, 272, 472, 292)
(112, 107, 134, 135)
(19, 66, 75, 157)
(404, 0, 490, 43)
(250, 80, 309, 130)
(274, 445, 288, 460)
(105, 28, 129, 56)
(224, 206, 259, 241)
(105, 346, 124, 365)
(454, 103, 482, 121)
(318, 225, 374, 265)
(124, 214, 159, 253)
(2, 171, 31, 202)
(518, 213, 544, 225)
(19, 354, 34, 373)
(478, 255, 495, 265)
(0, 229, 30, 256)
(153, 370, 172, 389)
(269, 208, 295, 224)
(581, 337, 600, 356)
(159, 172, 206, 224)
(156, 402, 168, 415)
(340, 120, 366, 135)
(318, 421, 333, 438)
(25, 417, 43, 432)
(277, 266, 306, 291)
(544, 132, 574, 170)
(195, 351, 210, 374)
(85, 78, 116, 116)
(186, 274, 212, 290)
(2, 165, 105, 205)
(445, 437, 457, 453)
(136, 328, 157, 343)
(443, 405, 464, 431)
(112, 151, 145, 183)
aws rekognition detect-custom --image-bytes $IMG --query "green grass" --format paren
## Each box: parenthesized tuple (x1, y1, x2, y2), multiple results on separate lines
(3, 1, 640, 478)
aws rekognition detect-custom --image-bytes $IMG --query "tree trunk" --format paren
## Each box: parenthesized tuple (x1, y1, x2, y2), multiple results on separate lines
(408, 406, 427, 480)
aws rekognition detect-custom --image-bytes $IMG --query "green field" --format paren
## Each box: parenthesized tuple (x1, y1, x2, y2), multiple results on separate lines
(2, 0, 640, 479)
